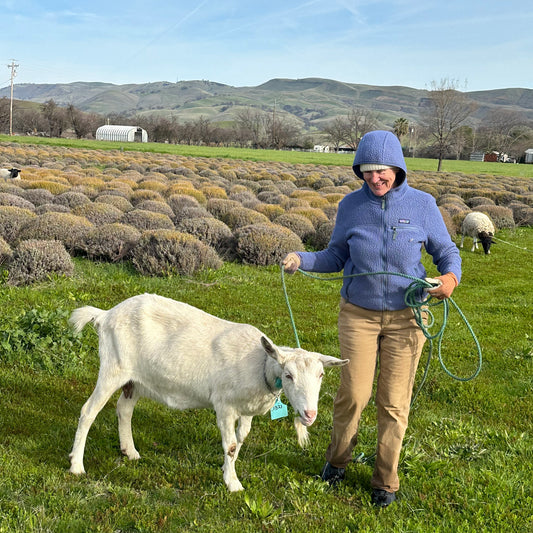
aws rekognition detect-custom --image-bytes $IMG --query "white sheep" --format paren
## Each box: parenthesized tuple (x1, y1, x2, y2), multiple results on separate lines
(0, 168, 21, 180)
(460, 212, 495, 254)
(68, 293, 348, 492)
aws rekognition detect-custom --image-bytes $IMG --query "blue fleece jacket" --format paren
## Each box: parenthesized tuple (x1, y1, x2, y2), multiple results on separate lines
(297, 179, 462, 311)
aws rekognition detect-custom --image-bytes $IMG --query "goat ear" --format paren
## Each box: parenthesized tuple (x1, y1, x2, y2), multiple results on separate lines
(260, 336, 287, 364)
(319, 354, 350, 367)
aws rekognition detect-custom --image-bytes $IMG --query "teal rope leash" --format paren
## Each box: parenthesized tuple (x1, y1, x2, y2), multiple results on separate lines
(280, 267, 482, 391)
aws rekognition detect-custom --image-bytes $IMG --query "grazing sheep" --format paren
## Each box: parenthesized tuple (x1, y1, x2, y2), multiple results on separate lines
(68, 293, 348, 491)
(0, 168, 21, 180)
(460, 212, 495, 254)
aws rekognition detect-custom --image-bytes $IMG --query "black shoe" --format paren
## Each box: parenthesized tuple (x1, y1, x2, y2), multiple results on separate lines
(320, 462, 345, 486)
(371, 488, 396, 508)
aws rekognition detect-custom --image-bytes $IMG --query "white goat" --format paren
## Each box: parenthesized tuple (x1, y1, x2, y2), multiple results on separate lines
(68, 293, 348, 492)
(460, 212, 496, 254)
(0, 168, 21, 179)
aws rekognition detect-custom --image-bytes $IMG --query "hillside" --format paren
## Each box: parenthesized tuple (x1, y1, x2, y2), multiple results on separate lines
(1, 78, 532, 131)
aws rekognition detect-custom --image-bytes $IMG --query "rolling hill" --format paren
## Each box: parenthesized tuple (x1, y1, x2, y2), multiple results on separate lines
(1, 78, 532, 131)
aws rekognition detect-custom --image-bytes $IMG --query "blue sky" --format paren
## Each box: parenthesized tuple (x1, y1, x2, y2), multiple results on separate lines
(1, 0, 532, 92)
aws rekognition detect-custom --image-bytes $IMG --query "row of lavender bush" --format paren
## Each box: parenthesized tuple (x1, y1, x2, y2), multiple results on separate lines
(0, 142, 531, 285)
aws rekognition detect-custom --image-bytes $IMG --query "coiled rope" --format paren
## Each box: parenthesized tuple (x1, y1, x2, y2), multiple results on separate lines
(280, 267, 482, 407)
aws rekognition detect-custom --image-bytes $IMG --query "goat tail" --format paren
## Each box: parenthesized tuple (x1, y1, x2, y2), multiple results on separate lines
(69, 306, 105, 334)
(294, 417, 310, 448)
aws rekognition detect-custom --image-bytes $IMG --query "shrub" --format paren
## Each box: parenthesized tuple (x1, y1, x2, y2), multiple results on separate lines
(24, 181, 70, 195)
(229, 191, 259, 206)
(254, 203, 285, 221)
(167, 194, 200, 215)
(21, 188, 55, 206)
(121, 209, 175, 232)
(0, 307, 89, 374)
(257, 191, 286, 204)
(234, 223, 304, 266)
(288, 206, 328, 228)
(206, 198, 241, 218)
(308, 220, 335, 250)
(81, 223, 141, 261)
(94, 194, 134, 212)
(0, 193, 35, 210)
(17, 212, 93, 252)
(35, 203, 71, 215)
(507, 203, 533, 226)
(135, 199, 175, 218)
(165, 185, 206, 204)
(130, 189, 165, 205)
(72, 202, 123, 225)
(0, 235, 12, 265)
(55, 191, 91, 209)
(438, 206, 457, 237)
(274, 213, 316, 242)
(173, 205, 213, 224)
(201, 185, 228, 199)
(468, 196, 495, 208)
(221, 206, 270, 230)
(473, 205, 515, 229)
(7, 239, 74, 286)
(175, 217, 234, 257)
(0, 206, 37, 244)
(131, 229, 222, 276)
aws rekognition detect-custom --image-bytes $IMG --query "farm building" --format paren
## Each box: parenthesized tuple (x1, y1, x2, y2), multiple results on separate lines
(95, 125, 148, 143)
(525, 149, 533, 163)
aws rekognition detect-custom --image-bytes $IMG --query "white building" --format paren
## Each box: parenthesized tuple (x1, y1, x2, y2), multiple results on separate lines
(525, 149, 533, 164)
(96, 125, 148, 143)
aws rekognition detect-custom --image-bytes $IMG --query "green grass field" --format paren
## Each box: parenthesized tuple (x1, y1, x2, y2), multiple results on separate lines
(2, 134, 533, 178)
(0, 225, 532, 532)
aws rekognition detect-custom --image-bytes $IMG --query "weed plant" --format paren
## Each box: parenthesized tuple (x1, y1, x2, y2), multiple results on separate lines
(0, 227, 531, 532)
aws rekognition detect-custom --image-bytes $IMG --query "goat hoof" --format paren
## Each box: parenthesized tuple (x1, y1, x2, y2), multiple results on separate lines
(123, 449, 141, 461)
(69, 465, 86, 475)
(227, 480, 244, 492)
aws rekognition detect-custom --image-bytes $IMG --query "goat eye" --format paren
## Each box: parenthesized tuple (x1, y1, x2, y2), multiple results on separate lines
(285, 374, 293, 381)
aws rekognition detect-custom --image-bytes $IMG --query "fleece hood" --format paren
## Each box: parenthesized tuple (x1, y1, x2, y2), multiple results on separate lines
(352, 130, 407, 185)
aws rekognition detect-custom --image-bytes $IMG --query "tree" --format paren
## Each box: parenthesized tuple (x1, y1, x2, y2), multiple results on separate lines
(323, 116, 348, 152)
(41, 99, 68, 137)
(67, 104, 100, 139)
(343, 108, 377, 150)
(393, 118, 409, 144)
(476, 109, 529, 160)
(234, 107, 265, 148)
(421, 79, 478, 170)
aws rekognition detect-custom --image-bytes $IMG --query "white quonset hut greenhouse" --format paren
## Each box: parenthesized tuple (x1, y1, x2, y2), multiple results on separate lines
(95, 125, 148, 143)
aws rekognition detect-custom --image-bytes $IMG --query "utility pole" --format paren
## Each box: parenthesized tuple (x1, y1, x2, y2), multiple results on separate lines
(7, 60, 19, 136)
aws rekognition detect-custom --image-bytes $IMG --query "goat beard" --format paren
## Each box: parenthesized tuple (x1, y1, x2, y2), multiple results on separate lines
(294, 417, 310, 447)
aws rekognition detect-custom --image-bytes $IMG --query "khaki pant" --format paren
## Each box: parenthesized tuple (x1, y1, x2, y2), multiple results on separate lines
(325, 299, 426, 492)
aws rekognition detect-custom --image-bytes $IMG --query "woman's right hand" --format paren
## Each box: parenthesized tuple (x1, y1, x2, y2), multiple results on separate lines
(282, 253, 301, 274)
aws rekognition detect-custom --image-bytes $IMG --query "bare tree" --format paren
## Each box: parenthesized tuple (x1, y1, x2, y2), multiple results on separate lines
(421, 79, 478, 170)
(234, 107, 266, 148)
(0, 97, 10, 133)
(343, 108, 377, 150)
(41, 99, 68, 137)
(477, 109, 529, 160)
(323, 116, 348, 152)
(67, 104, 100, 139)
(448, 125, 474, 160)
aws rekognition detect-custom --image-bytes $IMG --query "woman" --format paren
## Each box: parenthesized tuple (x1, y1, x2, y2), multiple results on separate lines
(283, 130, 461, 507)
